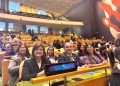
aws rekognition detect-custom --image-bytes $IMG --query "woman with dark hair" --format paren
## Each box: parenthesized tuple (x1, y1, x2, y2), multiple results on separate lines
(8, 43, 30, 86)
(99, 45, 108, 60)
(85, 44, 107, 66)
(46, 46, 58, 64)
(77, 44, 89, 65)
(21, 44, 47, 81)
(77, 44, 86, 56)
(109, 47, 120, 86)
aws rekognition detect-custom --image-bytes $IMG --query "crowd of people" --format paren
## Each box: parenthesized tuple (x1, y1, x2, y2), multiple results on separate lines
(1, 32, 120, 86)
(0, 8, 66, 21)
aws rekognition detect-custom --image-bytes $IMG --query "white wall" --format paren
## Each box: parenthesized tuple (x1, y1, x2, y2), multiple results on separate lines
(40, 26, 48, 33)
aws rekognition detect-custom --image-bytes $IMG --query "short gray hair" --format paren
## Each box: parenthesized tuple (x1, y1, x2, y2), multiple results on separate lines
(114, 47, 120, 60)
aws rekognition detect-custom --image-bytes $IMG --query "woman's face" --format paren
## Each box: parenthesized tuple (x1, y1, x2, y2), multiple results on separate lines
(80, 45, 85, 51)
(19, 45, 26, 55)
(48, 47, 54, 56)
(13, 43, 19, 52)
(86, 45, 94, 53)
(34, 46, 44, 58)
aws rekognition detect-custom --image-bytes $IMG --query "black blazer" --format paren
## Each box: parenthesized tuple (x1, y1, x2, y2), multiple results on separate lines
(110, 67, 120, 86)
(58, 52, 84, 66)
(21, 58, 44, 81)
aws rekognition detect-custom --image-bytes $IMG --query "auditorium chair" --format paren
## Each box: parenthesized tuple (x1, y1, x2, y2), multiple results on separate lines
(2, 59, 10, 86)
(54, 49, 60, 57)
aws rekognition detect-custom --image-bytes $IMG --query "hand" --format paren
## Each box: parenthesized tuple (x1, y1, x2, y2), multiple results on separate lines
(77, 64, 90, 70)
(13, 57, 22, 62)
(102, 60, 107, 65)
(37, 70, 45, 77)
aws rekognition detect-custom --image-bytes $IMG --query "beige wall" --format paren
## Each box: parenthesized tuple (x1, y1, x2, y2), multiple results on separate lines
(51, 28, 63, 34)
(13, 23, 22, 32)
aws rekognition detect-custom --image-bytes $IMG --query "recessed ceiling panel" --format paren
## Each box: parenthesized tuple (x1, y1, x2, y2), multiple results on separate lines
(10, 0, 82, 15)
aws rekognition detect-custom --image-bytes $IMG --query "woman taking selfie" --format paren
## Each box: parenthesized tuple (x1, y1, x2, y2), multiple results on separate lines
(8, 43, 30, 86)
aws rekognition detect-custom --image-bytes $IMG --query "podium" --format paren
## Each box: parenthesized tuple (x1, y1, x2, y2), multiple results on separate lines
(17, 64, 110, 86)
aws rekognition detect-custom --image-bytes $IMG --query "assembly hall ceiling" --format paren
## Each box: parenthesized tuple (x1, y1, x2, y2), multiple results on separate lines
(10, 0, 82, 16)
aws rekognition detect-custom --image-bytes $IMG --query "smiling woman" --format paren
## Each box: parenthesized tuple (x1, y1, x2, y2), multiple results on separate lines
(21, 44, 48, 81)
(7, 43, 30, 86)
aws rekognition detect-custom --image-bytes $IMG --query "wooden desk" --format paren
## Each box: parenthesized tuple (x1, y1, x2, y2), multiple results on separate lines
(31, 64, 109, 84)
(17, 64, 110, 86)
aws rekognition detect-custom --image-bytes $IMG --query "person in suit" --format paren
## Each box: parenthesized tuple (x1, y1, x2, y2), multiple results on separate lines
(58, 42, 84, 66)
(21, 44, 47, 81)
(109, 47, 120, 86)
(7, 43, 30, 86)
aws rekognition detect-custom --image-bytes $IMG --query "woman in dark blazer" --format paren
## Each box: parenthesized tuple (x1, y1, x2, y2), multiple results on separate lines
(21, 44, 47, 81)
(8, 43, 30, 86)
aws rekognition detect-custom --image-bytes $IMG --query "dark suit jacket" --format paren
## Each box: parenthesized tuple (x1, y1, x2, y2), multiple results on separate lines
(110, 67, 120, 86)
(21, 58, 44, 81)
(58, 52, 84, 66)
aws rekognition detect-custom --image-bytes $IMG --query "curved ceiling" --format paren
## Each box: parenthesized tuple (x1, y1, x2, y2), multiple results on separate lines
(11, 0, 82, 16)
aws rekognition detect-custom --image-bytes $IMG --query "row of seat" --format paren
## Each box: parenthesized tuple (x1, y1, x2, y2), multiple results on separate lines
(18, 34, 100, 47)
